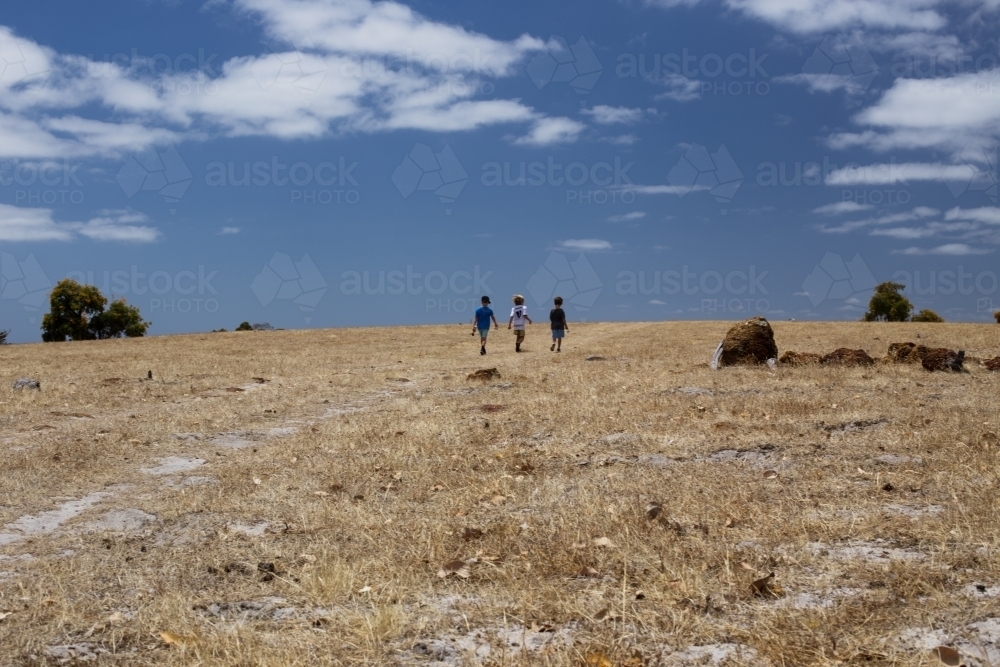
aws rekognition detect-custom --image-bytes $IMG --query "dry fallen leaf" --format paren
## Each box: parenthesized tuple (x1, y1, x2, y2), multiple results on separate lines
(585, 652, 613, 667)
(253, 477, 262, 485)
(430, 484, 444, 492)
(108, 612, 124, 625)
(763, 469, 778, 479)
(298, 554, 317, 564)
(739, 561, 755, 571)
(594, 607, 620, 621)
(159, 631, 185, 646)
(490, 495, 506, 505)
(645, 501, 662, 520)
(592, 537, 615, 548)
(751, 572, 784, 598)
(358, 586, 372, 594)
(931, 646, 961, 666)
(437, 559, 471, 579)
(41, 598, 55, 607)
(575, 566, 599, 578)
(0, 612, 12, 621)
(313, 491, 329, 497)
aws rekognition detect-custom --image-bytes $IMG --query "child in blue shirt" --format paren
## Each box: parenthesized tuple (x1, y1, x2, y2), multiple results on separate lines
(471, 295, 498, 355)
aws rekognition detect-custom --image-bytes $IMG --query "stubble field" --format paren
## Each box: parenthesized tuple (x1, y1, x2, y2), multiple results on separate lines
(1, 320, 999, 666)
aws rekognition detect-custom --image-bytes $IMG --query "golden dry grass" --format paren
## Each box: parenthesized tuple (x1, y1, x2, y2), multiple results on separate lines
(1, 321, 999, 666)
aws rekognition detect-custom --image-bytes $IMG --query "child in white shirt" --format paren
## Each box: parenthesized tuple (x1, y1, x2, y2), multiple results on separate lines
(507, 294, 532, 353)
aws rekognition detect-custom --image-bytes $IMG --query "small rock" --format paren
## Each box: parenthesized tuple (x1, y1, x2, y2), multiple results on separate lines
(467, 368, 500, 381)
(585, 355, 606, 361)
(12, 378, 40, 390)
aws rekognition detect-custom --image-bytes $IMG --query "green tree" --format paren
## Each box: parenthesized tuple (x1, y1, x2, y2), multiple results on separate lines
(41, 279, 107, 341)
(41, 279, 150, 341)
(863, 282, 913, 322)
(911, 309, 944, 323)
(90, 298, 150, 338)
(236, 321, 253, 331)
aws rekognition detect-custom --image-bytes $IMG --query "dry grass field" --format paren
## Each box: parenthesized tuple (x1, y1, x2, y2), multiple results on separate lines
(1, 320, 999, 666)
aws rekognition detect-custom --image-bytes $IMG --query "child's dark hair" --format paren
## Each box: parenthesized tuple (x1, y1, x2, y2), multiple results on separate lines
(553, 296, 563, 306)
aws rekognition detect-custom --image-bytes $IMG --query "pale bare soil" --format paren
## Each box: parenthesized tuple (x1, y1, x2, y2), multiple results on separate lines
(1, 321, 999, 666)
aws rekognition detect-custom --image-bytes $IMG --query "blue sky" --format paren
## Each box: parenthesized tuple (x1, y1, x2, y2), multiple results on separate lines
(0, 0, 998, 341)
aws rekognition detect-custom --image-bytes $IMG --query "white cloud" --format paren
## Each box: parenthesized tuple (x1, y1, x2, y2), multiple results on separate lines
(813, 201, 874, 214)
(644, 0, 950, 32)
(945, 206, 1000, 224)
(649, 299, 666, 305)
(775, 72, 871, 94)
(0, 204, 158, 242)
(0, 203, 74, 241)
(219, 226, 242, 234)
(76, 210, 160, 242)
(829, 70, 1000, 151)
(0, 5, 563, 160)
(557, 238, 612, 251)
(601, 134, 638, 145)
(894, 243, 992, 255)
(607, 211, 647, 222)
(820, 205, 939, 233)
(581, 105, 649, 125)
(622, 184, 709, 195)
(825, 162, 978, 185)
(513, 117, 585, 146)
(655, 73, 702, 101)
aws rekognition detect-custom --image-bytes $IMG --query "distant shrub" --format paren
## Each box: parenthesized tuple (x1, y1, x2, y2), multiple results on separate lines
(0, 329, 8, 345)
(211, 328, 228, 333)
(995, 311, 1000, 324)
(236, 321, 253, 331)
(863, 282, 912, 322)
(252, 323, 274, 331)
(911, 309, 944, 323)
(41, 279, 149, 341)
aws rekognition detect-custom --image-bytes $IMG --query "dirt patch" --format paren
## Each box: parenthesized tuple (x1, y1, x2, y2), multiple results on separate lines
(823, 418, 888, 433)
(807, 540, 925, 563)
(84, 509, 157, 533)
(467, 368, 500, 381)
(141, 456, 206, 475)
(898, 618, 1000, 666)
(0, 492, 112, 546)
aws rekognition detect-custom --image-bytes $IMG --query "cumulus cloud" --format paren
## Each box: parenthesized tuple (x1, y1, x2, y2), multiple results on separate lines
(894, 243, 992, 255)
(512, 117, 585, 146)
(557, 238, 612, 251)
(0, 204, 158, 242)
(0, 3, 566, 161)
(945, 206, 1000, 224)
(813, 201, 875, 214)
(828, 70, 1000, 152)
(655, 73, 702, 101)
(825, 162, 979, 185)
(581, 105, 650, 125)
(607, 211, 647, 222)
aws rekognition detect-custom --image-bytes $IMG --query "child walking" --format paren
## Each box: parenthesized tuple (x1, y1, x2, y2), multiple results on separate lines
(471, 295, 499, 355)
(549, 296, 568, 352)
(507, 294, 532, 352)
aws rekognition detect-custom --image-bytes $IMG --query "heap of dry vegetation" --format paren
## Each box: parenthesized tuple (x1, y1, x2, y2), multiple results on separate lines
(1, 321, 999, 666)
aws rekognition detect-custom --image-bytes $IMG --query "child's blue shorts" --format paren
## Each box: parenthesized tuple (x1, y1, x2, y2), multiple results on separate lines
(551, 328, 565, 339)
(478, 328, 490, 339)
